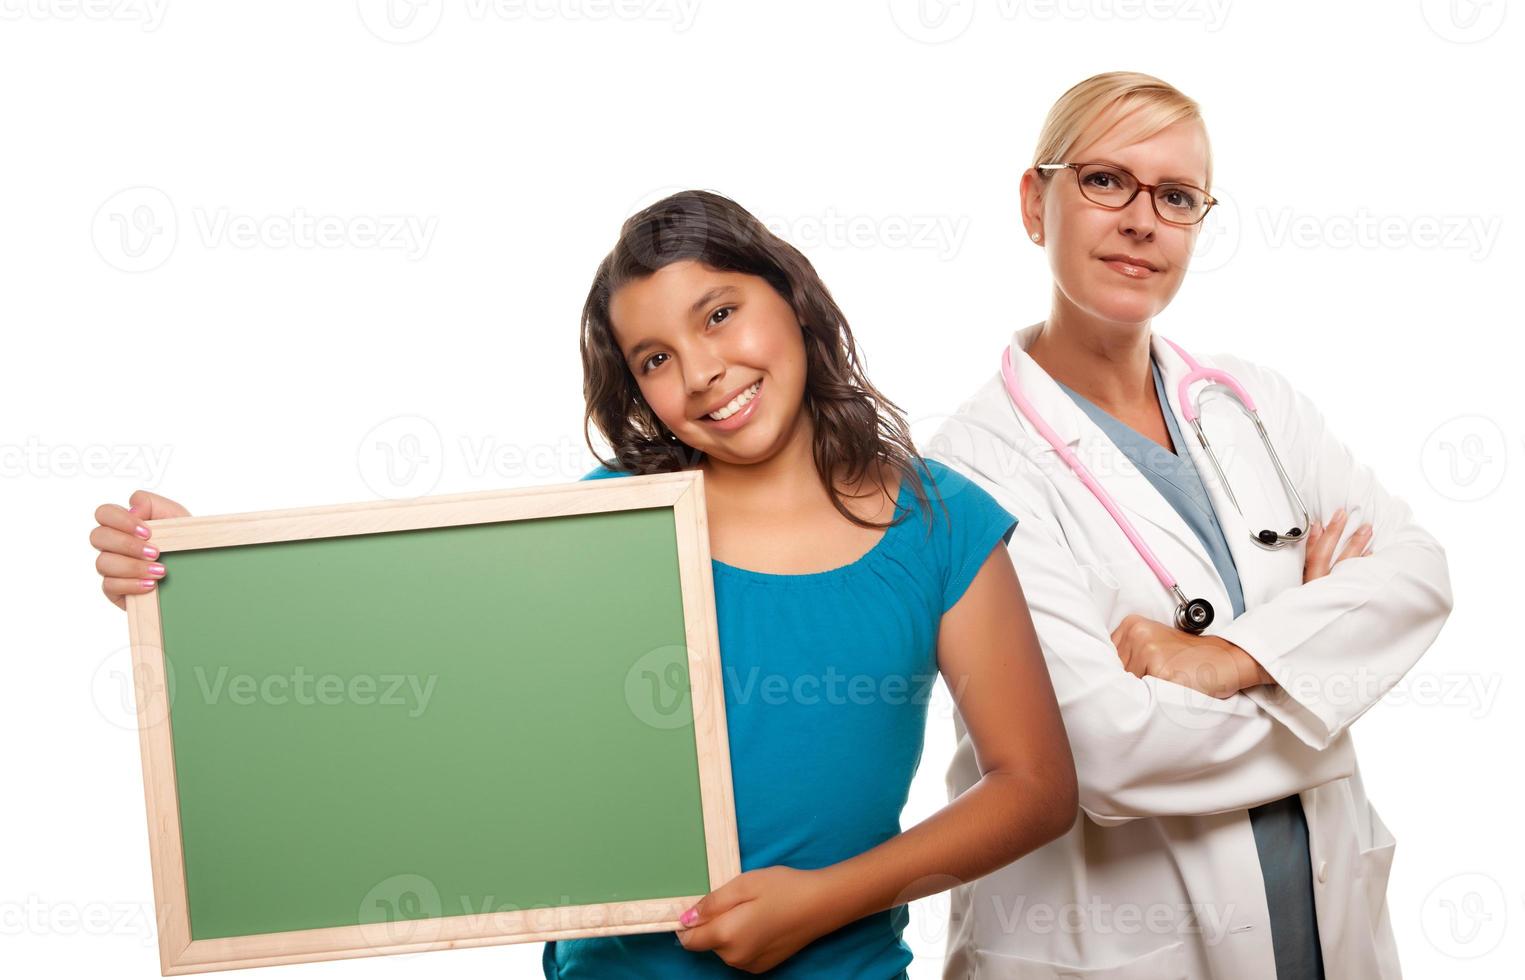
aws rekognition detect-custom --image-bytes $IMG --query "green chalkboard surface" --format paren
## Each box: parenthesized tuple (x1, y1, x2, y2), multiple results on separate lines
(153, 504, 712, 942)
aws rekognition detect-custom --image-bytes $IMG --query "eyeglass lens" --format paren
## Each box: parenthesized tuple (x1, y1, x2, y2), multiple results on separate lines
(1075, 164, 1209, 224)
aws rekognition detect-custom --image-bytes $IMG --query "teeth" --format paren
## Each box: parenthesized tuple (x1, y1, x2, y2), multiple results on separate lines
(708, 381, 761, 421)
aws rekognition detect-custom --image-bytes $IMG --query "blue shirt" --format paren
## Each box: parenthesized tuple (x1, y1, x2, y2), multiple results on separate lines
(1055, 356, 1325, 980)
(543, 458, 1019, 979)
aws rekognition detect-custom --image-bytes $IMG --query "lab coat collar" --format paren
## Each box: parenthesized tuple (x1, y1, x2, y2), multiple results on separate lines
(1003, 321, 1197, 455)
(1004, 322, 1228, 597)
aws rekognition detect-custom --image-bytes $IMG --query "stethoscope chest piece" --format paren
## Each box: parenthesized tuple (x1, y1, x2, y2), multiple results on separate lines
(1173, 591, 1215, 634)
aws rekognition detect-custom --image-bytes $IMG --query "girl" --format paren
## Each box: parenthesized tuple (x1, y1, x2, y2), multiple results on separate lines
(89, 190, 1079, 977)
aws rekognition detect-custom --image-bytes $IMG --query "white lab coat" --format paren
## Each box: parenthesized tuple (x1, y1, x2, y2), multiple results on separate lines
(928, 322, 1453, 980)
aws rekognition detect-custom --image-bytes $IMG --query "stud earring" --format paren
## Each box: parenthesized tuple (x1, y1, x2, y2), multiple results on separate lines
(1031, 232, 1041, 243)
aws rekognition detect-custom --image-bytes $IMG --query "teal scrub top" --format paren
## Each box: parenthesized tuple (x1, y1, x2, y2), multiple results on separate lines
(542, 457, 1018, 979)
(1054, 356, 1326, 980)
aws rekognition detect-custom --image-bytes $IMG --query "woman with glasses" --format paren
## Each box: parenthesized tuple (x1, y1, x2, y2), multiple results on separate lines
(929, 71, 1454, 979)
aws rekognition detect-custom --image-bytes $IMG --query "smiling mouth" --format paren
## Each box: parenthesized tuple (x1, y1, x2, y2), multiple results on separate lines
(1100, 256, 1157, 278)
(702, 380, 762, 422)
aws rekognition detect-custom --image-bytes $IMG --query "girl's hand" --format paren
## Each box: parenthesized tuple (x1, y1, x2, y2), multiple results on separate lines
(1112, 614, 1272, 698)
(1302, 507, 1373, 583)
(676, 865, 839, 974)
(90, 490, 191, 610)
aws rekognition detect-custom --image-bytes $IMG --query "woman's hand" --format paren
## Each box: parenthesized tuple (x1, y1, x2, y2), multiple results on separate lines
(1113, 508, 1376, 694)
(1112, 614, 1272, 698)
(1302, 507, 1373, 583)
(676, 865, 840, 974)
(90, 490, 191, 610)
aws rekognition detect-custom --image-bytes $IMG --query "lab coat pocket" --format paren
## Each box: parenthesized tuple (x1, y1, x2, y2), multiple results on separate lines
(972, 941, 1187, 979)
(1359, 804, 1398, 924)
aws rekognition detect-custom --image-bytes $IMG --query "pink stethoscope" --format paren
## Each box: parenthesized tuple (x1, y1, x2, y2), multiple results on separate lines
(1000, 335, 1311, 634)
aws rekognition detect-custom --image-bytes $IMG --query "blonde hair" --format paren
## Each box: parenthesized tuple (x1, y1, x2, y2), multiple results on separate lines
(1032, 71, 1212, 191)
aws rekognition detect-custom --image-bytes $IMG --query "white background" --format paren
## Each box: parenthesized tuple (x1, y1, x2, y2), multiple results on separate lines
(3, 1, 1520, 977)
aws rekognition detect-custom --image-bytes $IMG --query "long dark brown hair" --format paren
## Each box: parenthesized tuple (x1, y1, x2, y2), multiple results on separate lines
(579, 189, 942, 532)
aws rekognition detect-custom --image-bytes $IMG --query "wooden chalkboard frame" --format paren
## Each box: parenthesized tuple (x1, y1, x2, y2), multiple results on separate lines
(124, 470, 739, 975)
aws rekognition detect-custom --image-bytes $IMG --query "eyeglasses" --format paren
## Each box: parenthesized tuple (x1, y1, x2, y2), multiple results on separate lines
(1037, 162, 1217, 226)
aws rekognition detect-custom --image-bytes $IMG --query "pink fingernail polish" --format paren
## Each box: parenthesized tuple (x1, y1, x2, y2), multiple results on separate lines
(135, 525, 150, 539)
(140, 579, 156, 589)
(128, 505, 139, 515)
(143, 545, 159, 559)
(148, 563, 166, 576)
(680, 908, 697, 927)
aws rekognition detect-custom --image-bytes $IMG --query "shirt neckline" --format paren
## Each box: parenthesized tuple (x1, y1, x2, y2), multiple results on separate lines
(710, 469, 915, 585)
(1056, 354, 1181, 459)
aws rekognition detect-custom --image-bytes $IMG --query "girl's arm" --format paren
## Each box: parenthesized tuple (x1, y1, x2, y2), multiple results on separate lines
(677, 544, 1078, 972)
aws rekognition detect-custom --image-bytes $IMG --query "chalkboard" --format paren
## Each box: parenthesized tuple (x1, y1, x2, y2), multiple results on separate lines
(124, 471, 738, 975)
